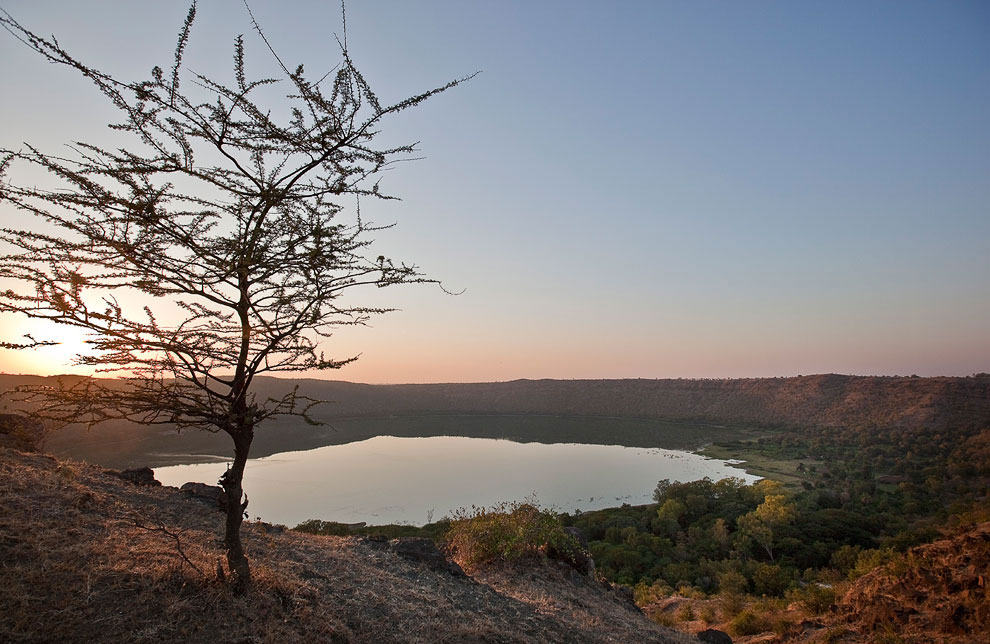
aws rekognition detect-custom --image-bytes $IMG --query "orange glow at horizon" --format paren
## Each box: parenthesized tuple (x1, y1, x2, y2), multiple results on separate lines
(0, 316, 98, 376)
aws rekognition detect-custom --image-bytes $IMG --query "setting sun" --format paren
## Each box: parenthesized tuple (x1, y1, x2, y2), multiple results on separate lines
(0, 315, 97, 375)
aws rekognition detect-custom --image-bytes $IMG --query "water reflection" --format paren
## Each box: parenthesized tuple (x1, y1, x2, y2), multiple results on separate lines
(154, 435, 758, 526)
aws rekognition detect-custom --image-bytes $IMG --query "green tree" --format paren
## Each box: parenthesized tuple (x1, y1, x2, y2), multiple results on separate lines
(654, 498, 686, 537)
(712, 517, 731, 553)
(0, 4, 471, 590)
(737, 492, 796, 562)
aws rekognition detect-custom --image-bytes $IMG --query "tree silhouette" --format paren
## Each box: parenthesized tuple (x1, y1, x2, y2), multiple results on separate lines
(0, 3, 471, 590)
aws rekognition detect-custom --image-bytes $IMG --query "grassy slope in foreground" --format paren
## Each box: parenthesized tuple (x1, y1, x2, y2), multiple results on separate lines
(0, 446, 699, 644)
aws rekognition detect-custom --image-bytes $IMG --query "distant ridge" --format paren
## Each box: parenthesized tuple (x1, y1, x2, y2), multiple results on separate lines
(3, 373, 989, 430)
(2, 373, 988, 468)
(257, 373, 990, 431)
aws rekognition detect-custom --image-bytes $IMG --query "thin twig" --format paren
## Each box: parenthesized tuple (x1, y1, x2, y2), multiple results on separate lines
(131, 517, 208, 579)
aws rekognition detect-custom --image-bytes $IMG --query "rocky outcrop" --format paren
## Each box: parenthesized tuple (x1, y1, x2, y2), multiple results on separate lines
(179, 481, 227, 510)
(0, 413, 43, 452)
(388, 537, 466, 577)
(837, 522, 990, 640)
(696, 629, 732, 644)
(114, 466, 161, 486)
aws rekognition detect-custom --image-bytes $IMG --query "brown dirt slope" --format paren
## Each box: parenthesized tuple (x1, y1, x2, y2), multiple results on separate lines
(834, 521, 990, 643)
(0, 446, 699, 644)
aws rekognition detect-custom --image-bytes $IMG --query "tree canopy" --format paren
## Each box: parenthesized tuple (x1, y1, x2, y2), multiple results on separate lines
(0, 2, 472, 589)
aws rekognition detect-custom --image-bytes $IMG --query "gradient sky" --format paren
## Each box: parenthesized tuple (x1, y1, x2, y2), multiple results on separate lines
(1, 1, 988, 383)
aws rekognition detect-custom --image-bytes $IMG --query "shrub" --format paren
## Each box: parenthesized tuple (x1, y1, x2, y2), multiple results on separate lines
(787, 583, 837, 615)
(633, 580, 672, 606)
(729, 609, 769, 637)
(751, 562, 793, 597)
(293, 519, 450, 540)
(676, 585, 707, 600)
(293, 519, 353, 536)
(649, 611, 677, 627)
(719, 591, 746, 619)
(849, 548, 901, 579)
(698, 604, 717, 624)
(771, 616, 796, 636)
(718, 569, 748, 595)
(676, 603, 695, 621)
(444, 501, 582, 570)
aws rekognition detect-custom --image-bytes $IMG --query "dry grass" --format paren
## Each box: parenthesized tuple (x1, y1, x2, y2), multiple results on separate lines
(471, 565, 700, 644)
(0, 447, 694, 643)
(0, 451, 346, 643)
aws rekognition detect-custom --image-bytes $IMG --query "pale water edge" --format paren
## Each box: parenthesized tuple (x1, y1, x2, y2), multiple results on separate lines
(154, 435, 759, 527)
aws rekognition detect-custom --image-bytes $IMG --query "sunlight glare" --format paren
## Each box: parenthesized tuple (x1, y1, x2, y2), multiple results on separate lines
(0, 315, 98, 375)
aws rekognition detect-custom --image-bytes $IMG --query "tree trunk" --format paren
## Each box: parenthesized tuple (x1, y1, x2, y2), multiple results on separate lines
(220, 427, 253, 592)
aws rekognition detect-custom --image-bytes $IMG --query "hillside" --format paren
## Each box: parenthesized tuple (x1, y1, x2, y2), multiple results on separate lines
(284, 373, 990, 428)
(832, 519, 990, 643)
(5, 372, 988, 428)
(627, 518, 990, 644)
(0, 445, 700, 644)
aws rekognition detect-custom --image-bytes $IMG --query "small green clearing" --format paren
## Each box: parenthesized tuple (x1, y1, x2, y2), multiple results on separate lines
(699, 441, 819, 489)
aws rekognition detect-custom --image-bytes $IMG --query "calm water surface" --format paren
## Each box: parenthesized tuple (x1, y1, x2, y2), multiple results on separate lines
(154, 435, 757, 526)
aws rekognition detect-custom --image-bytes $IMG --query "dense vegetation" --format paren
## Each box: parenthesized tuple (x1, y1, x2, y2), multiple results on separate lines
(292, 419, 990, 603)
(561, 421, 990, 600)
(292, 416, 990, 640)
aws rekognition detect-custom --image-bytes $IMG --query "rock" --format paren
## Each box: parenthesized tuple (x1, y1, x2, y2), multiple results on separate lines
(255, 521, 286, 534)
(697, 628, 733, 644)
(357, 535, 389, 549)
(180, 482, 227, 511)
(115, 467, 161, 486)
(388, 537, 465, 577)
(0, 413, 43, 452)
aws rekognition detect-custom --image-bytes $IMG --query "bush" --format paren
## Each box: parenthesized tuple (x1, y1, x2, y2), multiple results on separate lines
(771, 616, 796, 636)
(444, 501, 582, 570)
(787, 583, 837, 615)
(751, 562, 793, 597)
(719, 591, 746, 619)
(729, 609, 769, 637)
(649, 611, 677, 627)
(849, 548, 901, 579)
(698, 604, 717, 624)
(718, 569, 748, 595)
(293, 519, 449, 540)
(633, 580, 672, 606)
(676, 603, 695, 621)
(292, 519, 353, 536)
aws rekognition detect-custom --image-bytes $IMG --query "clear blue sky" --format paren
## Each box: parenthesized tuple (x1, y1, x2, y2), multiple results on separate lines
(1, 1, 988, 382)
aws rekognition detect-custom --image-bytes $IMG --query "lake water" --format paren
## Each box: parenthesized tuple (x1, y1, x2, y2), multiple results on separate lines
(154, 435, 758, 527)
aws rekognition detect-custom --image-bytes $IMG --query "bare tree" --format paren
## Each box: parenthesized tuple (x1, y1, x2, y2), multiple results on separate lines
(0, 3, 472, 591)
